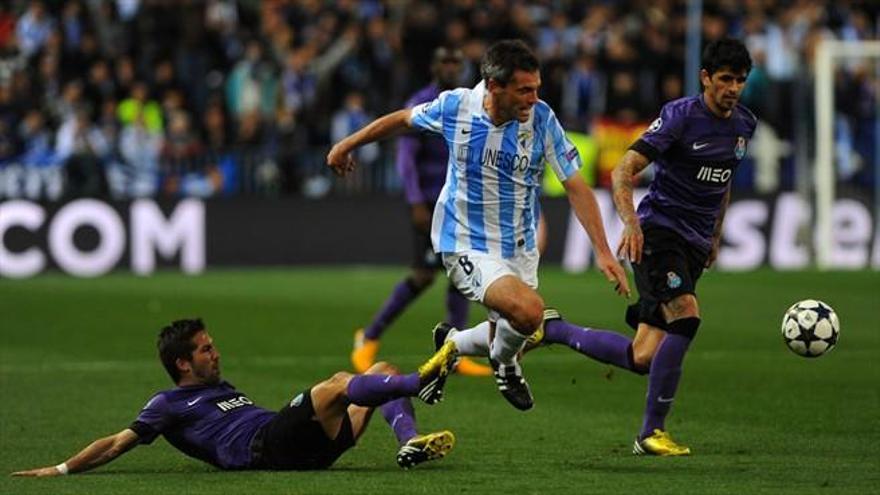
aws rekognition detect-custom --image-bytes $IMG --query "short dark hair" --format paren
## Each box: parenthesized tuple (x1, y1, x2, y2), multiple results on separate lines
(158, 319, 205, 383)
(480, 39, 539, 86)
(701, 38, 752, 76)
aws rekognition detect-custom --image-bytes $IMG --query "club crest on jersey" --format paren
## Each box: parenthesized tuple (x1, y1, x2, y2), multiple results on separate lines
(666, 271, 682, 289)
(647, 117, 663, 133)
(734, 136, 747, 160)
(518, 130, 531, 149)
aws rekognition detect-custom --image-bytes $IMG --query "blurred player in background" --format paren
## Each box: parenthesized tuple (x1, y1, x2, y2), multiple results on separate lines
(352, 47, 491, 377)
(12, 318, 457, 476)
(328, 39, 629, 412)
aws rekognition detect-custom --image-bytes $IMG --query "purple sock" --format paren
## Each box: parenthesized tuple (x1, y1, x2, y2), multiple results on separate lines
(640, 333, 692, 439)
(364, 279, 423, 340)
(544, 319, 640, 372)
(380, 398, 418, 445)
(345, 373, 420, 407)
(445, 285, 469, 329)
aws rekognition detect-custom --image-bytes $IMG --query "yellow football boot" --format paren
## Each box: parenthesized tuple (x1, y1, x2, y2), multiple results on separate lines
(417, 340, 458, 404)
(633, 429, 692, 456)
(396, 430, 456, 469)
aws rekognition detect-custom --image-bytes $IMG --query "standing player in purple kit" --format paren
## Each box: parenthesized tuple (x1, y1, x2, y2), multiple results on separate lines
(544, 38, 756, 455)
(12, 318, 458, 476)
(613, 38, 755, 456)
(352, 47, 491, 377)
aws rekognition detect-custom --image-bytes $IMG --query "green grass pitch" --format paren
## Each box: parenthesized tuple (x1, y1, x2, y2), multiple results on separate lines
(1, 267, 878, 494)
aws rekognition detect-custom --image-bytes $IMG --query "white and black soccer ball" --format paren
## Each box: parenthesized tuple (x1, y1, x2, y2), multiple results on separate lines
(781, 299, 840, 358)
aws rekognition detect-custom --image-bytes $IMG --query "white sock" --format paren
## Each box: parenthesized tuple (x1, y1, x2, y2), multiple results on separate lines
(449, 321, 491, 356)
(489, 318, 530, 365)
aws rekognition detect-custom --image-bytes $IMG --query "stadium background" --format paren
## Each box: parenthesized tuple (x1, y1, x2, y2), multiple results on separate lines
(1, 1, 878, 494)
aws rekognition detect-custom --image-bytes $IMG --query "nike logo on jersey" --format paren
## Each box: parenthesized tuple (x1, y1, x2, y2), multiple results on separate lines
(186, 397, 202, 406)
(692, 142, 709, 150)
(461, 128, 471, 135)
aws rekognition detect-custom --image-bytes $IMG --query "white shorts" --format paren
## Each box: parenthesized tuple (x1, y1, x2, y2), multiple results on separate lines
(441, 250, 540, 304)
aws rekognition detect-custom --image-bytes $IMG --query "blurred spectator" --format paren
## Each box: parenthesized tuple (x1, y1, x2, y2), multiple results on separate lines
(118, 81, 163, 133)
(61, 30, 100, 81)
(280, 47, 316, 115)
(56, 107, 109, 197)
(0, 6, 15, 49)
(16, 1, 54, 58)
(59, 1, 84, 53)
(561, 53, 601, 131)
(162, 110, 218, 197)
(537, 11, 580, 61)
(116, 0, 141, 22)
(202, 98, 231, 152)
(10, 110, 62, 200)
(331, 91, 379, 168)
(92, 0, 128, 59)
(273, 106, 308, 194)
(109, 108, 160, 198)
(113, 55, 136, 99)
(84, 60, 116, 111)
(226, 39, 277, 119)
(48, 79, 84, 125)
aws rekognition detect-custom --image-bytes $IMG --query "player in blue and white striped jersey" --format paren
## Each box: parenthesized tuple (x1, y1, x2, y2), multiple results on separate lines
(328, 40, 629, 411)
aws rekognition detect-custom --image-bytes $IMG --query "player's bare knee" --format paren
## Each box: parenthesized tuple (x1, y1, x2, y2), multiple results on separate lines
(631, 346, 655, 369)
(312, 372, 353, 411)
(367, 361, 398, 375)
(525, 293, 545, 329)
(665, 294, 699, 320)
(320, 371, 353, 397)
(510, 295, 543, 333)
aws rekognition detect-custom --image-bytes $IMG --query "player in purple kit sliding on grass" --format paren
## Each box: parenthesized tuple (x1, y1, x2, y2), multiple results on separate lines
(437, 38, 755, 456)
(12, 318, 458, 476)
(352, 46, 491, 378)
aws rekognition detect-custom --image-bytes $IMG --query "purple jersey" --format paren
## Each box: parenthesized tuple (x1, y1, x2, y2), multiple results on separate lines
(397, 83, 450, 205)
(130, 381, 275, 470)
(631, 95, 757, 253)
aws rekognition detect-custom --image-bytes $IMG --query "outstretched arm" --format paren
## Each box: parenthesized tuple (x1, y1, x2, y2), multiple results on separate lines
(327, 109, 413, 176)
(12, 428, 140, 477)
(611, 150, 651, 263)
(563, 173, 630, 297)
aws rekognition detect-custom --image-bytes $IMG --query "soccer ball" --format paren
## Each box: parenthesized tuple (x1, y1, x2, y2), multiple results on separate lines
(781, 299, 840, 358)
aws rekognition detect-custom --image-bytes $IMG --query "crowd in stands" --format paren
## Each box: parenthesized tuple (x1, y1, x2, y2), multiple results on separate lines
(0, 0, 876, 200)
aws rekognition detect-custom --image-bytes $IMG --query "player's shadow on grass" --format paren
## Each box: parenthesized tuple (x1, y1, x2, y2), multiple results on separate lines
(84, 465, 451, 475)
(324, 465, 455, 473)
(569, 460, 717, 476)
(75, 468, 217, 476)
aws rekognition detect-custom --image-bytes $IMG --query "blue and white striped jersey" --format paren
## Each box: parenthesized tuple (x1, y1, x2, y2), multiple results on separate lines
(410, 81, 581, 259)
